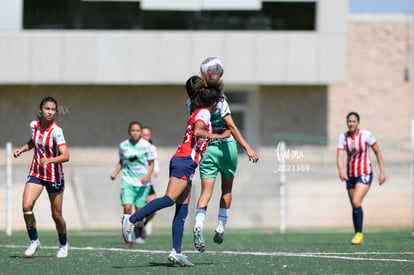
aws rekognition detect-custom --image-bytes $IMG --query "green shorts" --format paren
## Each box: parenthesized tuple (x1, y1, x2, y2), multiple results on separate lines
(120, 183, 151, 208)
(199, 139, 238, 179)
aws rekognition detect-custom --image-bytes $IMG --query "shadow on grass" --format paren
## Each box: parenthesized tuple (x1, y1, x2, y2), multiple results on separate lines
(112, 261, 214, 269)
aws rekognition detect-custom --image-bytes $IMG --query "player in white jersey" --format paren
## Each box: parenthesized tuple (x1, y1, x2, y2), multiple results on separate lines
(140, 126, 160, 239)
(187, 71, 259, 253)
(337, 112, 386, 245)
(111, 121, 155, 248)
(14, 96, 70, 258)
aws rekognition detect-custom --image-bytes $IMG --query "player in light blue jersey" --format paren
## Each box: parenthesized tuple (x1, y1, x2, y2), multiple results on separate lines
(111, 121, 155, 248)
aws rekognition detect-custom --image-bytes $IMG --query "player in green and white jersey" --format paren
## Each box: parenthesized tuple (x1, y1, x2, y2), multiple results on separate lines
(111, 121, 155, 248)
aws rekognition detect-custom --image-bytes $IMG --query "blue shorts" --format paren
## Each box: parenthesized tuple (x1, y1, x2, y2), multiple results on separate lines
(169, 156, 197, 185)
(346, 173, 373, 189)
(26, 176, 65, 193)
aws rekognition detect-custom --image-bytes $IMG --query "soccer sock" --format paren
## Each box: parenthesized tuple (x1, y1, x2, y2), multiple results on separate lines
(194, 208, 206, 229)
(130, 196, 174, 224)
(134, 225, 141, 239)
(172, 204, 188, 254)
(26, 226, 38, 241)
(352, 206, 363, 233)
(217, 208, 230, 232)
(58, 233, 67, 245)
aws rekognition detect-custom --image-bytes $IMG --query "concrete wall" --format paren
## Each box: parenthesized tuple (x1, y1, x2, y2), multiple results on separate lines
(328, 15, 412, 147)
(0, 30, 346, 85)
(0, 8, 413, 232)
(0, 84, 328, 147)
(0, 0, 348, 85)
(0, 85, 189, 147)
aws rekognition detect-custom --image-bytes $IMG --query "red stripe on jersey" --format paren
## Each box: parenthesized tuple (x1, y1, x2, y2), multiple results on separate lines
(45, 128, 53, 179)
(174, 108, 211, 164)
(339, 129, 375, 178)
(356, 134, 362, 176)
(29, 120, 65, 182)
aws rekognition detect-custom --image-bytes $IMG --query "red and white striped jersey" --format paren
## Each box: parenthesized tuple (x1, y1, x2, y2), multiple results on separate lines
(29, 120, 66, 182)
(337, 129, 377, 177)
(173, 108, 212, 165)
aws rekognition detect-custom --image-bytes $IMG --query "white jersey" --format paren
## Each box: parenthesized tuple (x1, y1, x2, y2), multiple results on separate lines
(337, 129, 377, 177)
(119, 138, 155, 187)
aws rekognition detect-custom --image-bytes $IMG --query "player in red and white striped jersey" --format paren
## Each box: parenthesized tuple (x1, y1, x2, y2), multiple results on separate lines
(14, 97, 70, 258)
(337, 112, 386, 245)
(28, 119, 66, 182)
(121, 80, 231, 267)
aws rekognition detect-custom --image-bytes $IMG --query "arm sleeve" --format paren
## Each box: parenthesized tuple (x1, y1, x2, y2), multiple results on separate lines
(29, 121, 36, 141)
(153, 145, 160, 173)
(146, 142, 156, 161)
(195, 109, 211, 126)
(366, 130, 377, 146)
(53, 127, 66, 146)
(118, 144, 124, 161)
(337, 133, 345, 150)
(219, 100, 231, 117)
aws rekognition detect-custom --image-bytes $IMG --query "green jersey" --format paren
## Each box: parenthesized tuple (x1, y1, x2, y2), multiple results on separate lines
(119, 138, 155, 187)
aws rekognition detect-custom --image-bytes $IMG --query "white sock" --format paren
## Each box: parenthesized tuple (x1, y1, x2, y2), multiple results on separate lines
(195, 208, 206, 229)
(217, 208, 230, 232)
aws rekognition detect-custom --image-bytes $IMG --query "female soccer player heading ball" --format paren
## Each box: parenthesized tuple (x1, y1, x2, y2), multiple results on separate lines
(190, 57, 259, 253)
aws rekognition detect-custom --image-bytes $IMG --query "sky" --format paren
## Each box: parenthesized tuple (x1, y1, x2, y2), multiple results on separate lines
(350, 0, 414, 13)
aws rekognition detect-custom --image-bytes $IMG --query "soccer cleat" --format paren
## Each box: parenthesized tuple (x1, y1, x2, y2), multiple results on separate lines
(121, 214, 134, 243)
(56, 242, 69, 258)
(168, 251, 194, 267)
(25, 239, 41, 257)
(213, 228, 224, 244)
(134, 237, 146, 245)
(122, 241, 132, 248)
(351, 232, 363, 245)
(193, 226, 206, 252)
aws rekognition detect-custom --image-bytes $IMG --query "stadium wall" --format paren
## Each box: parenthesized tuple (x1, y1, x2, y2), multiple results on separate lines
(0, 14, 413, 231)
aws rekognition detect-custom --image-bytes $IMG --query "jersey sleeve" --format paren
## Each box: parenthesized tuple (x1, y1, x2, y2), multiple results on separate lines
(53, 127, 66, 146)
(366, 130, 377, 146)
(186, 98, 192, 114)
(118, 143, 125, 161)
(152, 145, 160, 173)
(219, 100, 231, 117)
(146, 142, 156, 161)
(337, 133, 345, 150)
(29, 120, 37, 140)
(195, 109, 211, 126)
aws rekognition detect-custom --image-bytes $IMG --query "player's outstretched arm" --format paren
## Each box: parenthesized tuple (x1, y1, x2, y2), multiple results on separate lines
(223, 114, 259, 163)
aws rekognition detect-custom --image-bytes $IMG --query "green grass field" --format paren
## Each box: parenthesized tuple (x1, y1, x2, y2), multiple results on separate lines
(1, 228, 414, 274)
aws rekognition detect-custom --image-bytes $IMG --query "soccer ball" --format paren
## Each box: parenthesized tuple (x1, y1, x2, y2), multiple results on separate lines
(200, 57, 224, 78)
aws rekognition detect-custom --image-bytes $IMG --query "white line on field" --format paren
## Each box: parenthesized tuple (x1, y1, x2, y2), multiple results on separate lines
(1, 244, 413, 263)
